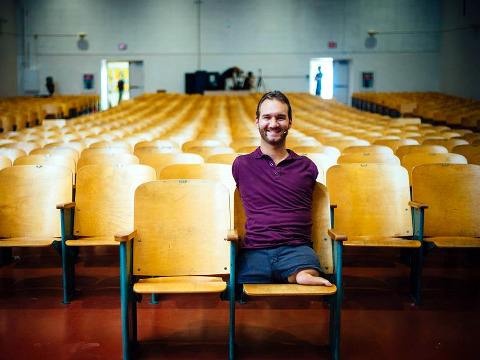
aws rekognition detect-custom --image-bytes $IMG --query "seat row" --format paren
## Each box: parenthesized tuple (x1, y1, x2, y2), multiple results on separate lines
(1, 161, 479, 359)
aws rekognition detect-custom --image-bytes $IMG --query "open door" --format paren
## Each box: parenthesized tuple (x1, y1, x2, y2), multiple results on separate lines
(129, 61, 144, 99)
(332, 60, 350, 105)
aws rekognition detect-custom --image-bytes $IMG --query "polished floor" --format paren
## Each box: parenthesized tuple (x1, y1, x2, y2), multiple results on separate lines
(0, 246, 479, 360)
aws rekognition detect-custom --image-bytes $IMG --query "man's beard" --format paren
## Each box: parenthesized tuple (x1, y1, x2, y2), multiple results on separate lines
(258, 128, 288, 145)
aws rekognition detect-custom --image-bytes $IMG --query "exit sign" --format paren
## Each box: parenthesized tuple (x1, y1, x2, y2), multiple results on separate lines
(328, 41, 337, 49)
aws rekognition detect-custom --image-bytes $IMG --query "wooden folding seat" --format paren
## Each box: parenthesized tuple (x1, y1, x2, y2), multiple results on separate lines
(57, 164, 156, 303)
(337, 152, 400, 165)
(474, 138, 480, 146)
(206, 153, 241, 165)
(327, 164, 423, 303)
(235, 145, 258, 154)
(229, 139, 260, 152)
(116, 179, 236, 360)
(0, 114, 15, 132)
(31, 146, 79, 162)
(297, 152, 335, 184)
(470, 153, 480, 165)
(44, 141, 86, 155)
(395, 144, 448, 162)
(42, 103, 63, 119)
(374, 138, 420, 152)
(410, 164, 480, 296)
(422, 138, 468, 151)
(14, 154, 76, 181)
(0, 147, 27, 163)
(81, 146, 130, 157)
(137, 152, 204, 177)
(451, 144, 480, 163)
(234, 183, 344, 360)
(293, 145, 341, 161)
(181, 139, 227, 152)
(323, 139, 370, 153)
(77, 153, 139, 171)
(401, 152, 467, 184)
(460, 132, 480, 144)
(1, 141, 41, 155)
(89, 140, 133, 153)
(134, 139, 180, 152)
(0, 155, 12, 170)
(185, 145, 236, 160)
(342, 145, 393, 155)
(0, 165, 72, 273)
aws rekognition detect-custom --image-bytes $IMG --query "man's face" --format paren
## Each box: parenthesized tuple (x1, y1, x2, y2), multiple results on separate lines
(255, 99, 292, 146)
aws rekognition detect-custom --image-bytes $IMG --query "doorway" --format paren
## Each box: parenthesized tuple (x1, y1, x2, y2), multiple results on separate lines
(309, 58, 350, 105)
(100, 60, 144, 110)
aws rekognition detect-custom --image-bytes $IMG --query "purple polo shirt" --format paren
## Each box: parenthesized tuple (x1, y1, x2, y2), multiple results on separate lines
(232, 147, 318, 249)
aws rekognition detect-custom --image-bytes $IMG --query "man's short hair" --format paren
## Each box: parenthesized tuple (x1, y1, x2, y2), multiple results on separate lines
(256, 91, 292, 120)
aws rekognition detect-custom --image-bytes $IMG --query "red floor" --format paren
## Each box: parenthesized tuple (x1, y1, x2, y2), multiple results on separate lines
(0, 246, 479, 360)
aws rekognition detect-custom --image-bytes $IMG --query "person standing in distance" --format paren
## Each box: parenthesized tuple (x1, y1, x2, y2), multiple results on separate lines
(315, 67, 323, 97)
(117, 76, 125, 104)
(232, 91, 332, 286)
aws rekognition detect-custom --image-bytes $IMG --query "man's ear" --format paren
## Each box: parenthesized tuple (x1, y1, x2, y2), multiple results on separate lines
(255, 117, 259, 128)
(288, 118, 293, 129)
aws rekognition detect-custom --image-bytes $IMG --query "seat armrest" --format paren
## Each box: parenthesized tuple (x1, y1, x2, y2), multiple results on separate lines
(409, 201, 428, 209)
(115, 230, 137, 243)
(328, 228, 347, 242)
(57, 202, 75, 210)
(225, 229, 239, 242)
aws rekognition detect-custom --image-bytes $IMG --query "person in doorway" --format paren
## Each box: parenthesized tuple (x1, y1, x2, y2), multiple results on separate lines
(46, 76, 55, 96)
(232, 90, 332, 286)
(117, 76, 125, 104)
(242, 71, 255, 90)
(315, 67, 323, 96)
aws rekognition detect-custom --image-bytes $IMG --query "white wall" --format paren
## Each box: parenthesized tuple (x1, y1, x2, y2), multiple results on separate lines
(9, 0, 452, 98)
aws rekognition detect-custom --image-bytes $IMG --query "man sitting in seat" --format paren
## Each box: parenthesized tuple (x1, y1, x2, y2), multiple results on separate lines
(232, 91, 332, 286)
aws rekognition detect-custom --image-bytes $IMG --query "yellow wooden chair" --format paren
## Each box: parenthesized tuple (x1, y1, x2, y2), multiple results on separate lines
(342, 145, 393, 155)
(181, 139, 227, 152)
(0, 155, 12, 170)
(234, 183, 344, 360)
(56, 164, 156, 303)
(374, 138, 419, 153)
(395, 144, 448, 162)
(116, 179, 237, 360)
(31, 146, 80, 162)
(77, 153, 139, 171)
(207, 153, 241, 165)
(470, 153, 480, 165)
(137, 152, 204, 178)
(401, 152, 467, 184)
(0, 165, 72, 273)
(411, 164, 480, 297)
(337, 152, 400, 165)
(185, 145, 236, 160)
(451, 144, 480, 163)
(14, 154, 76, 181)
(326, 163, 424, 303)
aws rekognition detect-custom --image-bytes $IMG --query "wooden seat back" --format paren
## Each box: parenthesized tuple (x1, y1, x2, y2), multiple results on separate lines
(14, 154, 76, 181)
(74, 164, 156, 237)
(133, 179, 231, 277)
(327, 164, 412, 237)
(185, 145, 235, 160)
(401, 152, 467, 184)
(31, 146, 80, 161)
(337, 152, 400, 165)
(451, 144, 480, 163)
(0, 155, 12, 170)
(206, 153, 241, 165)
(181, 139, 226, 152)
(412, 164, 480, 237)
(234, 182, 333, 274)
(395, 144, 448, 161)
(159, 163, 236, 225)
(342, 145, 393, 155)
(137, 152, 204, 178)
(0, 165, 72, 238)
(77, 153, 139, 170)
(374, 138, 420, 152)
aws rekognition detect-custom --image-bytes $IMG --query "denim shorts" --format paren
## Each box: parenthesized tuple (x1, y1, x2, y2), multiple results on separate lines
(236, 244, 323, 284)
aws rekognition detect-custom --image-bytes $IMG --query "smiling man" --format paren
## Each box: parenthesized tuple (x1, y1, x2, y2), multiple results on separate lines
(232, 91, 332, 286)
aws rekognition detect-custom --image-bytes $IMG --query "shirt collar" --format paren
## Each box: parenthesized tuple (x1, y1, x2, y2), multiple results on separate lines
(254, 147, 302, 161)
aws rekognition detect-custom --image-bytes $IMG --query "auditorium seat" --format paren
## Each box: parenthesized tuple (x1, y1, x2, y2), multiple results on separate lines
(401, 152, 467, 184)
(116, 179, 236, 360)
(57, 164, 156, 303)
